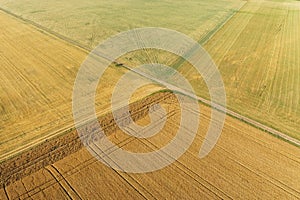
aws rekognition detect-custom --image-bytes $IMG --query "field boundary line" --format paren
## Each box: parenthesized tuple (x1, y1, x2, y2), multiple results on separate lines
(0, 7, 91, 53)
(162, 1, 247, 70)
(199, 1, 248, 45)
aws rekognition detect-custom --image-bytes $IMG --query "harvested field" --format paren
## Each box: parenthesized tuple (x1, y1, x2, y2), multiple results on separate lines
(3, 93, 300, 199)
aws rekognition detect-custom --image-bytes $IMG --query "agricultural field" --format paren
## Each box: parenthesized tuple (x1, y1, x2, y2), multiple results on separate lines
(115, 0, 300, 140)
(0, 10, 162, 162)
(0, 0, 245, 162)
(0, 0, 300, 199)
(185, 0, 300, 140)
(1, 0, 299, 140)
(120, 0, 300, 140)
(0, 0, 245, 48)
(2, 95, 300, 199)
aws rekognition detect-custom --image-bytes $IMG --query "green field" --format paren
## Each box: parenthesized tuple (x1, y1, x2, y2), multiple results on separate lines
(0, 0, 245, 48)
(116, 0, 300, 140)
(158, 0, 300, 139)
(201, 0, 300, 139)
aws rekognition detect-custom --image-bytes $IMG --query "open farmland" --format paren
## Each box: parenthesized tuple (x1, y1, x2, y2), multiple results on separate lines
(120, 0, 300, 140)
(0, 0, 245, 48)
(1, 0, 299, 140)
(183, 0, 300, 139)
(0, 0, 246, 163)
(0, 0, 300, 199)
(0, 10, 162, 163)
(2, 93, 300, 199)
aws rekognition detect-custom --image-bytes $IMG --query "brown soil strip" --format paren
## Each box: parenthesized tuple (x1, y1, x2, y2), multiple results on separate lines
(0, 92, 173, 188)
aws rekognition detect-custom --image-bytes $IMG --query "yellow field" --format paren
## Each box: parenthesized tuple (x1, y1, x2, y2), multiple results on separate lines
(2, 97, 300, 199)
(0, 10, 161, 162)
(0, 0, 300, 198)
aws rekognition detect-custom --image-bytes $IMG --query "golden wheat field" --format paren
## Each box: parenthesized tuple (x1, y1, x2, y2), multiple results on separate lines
(0, 10, 162, 162)
(0, 0, 245, 163)
(0, 0, 300, 199)
(1, 94, 300, 199)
